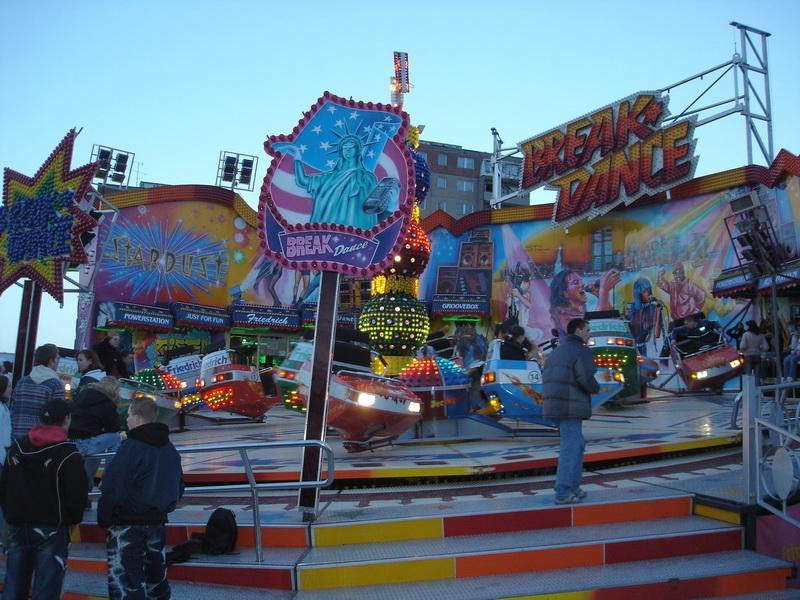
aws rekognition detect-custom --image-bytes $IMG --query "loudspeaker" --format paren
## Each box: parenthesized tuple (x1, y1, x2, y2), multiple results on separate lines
(459, 243, 480, 268)
(477, 243, 493, 268)
(436, 266, 459, 294)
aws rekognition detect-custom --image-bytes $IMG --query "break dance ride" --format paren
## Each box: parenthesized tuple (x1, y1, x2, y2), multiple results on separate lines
(667, 313, 743, 392)
(293, 330, 423, 452)
(195, 349, 280, 420)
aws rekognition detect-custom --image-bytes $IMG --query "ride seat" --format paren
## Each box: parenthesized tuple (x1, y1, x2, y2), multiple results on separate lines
(332, 341, 372, 372)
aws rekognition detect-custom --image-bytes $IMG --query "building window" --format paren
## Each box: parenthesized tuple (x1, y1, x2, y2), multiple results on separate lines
(438, 201, 447, 212)
(358, 280, 372, 305)
(591, 227, 613, 272)
(437, 176, 447, 189)
(457, 156, 474, 169)
(437, 154, 448, 166)
(457, 180, 475, 193)
(459, 202, 472, 216)
(503, 163, 520, 178)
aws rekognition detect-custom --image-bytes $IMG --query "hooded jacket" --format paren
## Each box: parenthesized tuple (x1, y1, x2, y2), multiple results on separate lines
(10, 365, 65, 439)
(542, 334, 600, 420)
(69, 384, 120, 440)
(76, 368, 106, 393)
(98, 422, 183, 527)
(0, 424, 88, 527)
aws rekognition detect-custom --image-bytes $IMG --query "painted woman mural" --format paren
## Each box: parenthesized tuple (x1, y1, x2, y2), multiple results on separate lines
(549, 269, 620, 337)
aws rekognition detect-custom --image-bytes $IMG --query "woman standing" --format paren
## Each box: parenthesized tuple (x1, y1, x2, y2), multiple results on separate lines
(75, 349, 106, 392)
(740, 320, 769, 384)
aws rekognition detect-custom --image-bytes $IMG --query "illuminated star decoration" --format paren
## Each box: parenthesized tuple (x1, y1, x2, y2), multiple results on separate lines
(0, 129, 98, 303)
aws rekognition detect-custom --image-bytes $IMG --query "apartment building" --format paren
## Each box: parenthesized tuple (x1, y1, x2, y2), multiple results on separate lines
(417, 140, 529, 219)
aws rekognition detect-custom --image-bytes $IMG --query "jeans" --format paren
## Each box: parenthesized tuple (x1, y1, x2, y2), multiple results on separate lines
(3, 525, 70, 600)
(107, 525, 169, 600)
(554, 418, 585, 499)
(783, 353, 800, 380)
(75, 433, 122, 492)
(744, 355, 762, 386)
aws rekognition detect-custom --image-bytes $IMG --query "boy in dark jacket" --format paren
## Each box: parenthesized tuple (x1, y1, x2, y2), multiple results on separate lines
(99, 396, 184, 599)
(542, 318, 599, 505)
(0, 399, 88, 599)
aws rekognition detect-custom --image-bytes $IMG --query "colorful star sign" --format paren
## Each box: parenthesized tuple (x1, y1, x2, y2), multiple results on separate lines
(0, 129, 98, 303)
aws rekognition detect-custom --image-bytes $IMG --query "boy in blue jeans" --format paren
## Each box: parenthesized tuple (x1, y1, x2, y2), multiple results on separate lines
(98, 397, 183, 599)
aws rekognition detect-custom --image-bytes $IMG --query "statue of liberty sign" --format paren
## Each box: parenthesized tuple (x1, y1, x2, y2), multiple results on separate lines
(259, 92, 415, 275)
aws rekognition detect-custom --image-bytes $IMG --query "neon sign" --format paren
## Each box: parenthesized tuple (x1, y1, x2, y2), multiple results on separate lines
(518, 92, 698, 226)
(0, 130, 97, 303)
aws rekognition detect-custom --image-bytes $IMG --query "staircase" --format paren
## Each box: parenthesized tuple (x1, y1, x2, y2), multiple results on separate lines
(0, 484, 791, 598)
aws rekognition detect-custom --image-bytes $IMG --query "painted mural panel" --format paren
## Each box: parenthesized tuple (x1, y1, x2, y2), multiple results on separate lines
(95, 201, 238, 306)
(91, 196, 320, 314)
(422, 187, 753, 358)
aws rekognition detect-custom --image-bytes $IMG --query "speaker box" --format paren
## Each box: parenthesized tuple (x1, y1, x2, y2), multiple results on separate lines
(477, 243, 493, 268)
(436, 266, 459, 294)
(459, 243, 480, 269)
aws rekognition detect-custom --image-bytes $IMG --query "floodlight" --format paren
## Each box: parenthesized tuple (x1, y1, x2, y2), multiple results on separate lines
(216, 151, 257, 192)
(239, 158, 254, 186)
(90, 145, 134, 187)
(96, 149, 111, 178)
(222, 156, 237, 182)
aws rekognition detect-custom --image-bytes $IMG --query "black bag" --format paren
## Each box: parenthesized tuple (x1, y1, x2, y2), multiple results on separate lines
(200, 508, 238, 555)
(166, 538, 202, 565)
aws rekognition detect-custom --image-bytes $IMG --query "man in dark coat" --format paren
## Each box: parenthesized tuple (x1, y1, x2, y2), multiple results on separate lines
(0, 399, 88, 599)
(542, 318, 599, 504)
(99, 396, 183, 599)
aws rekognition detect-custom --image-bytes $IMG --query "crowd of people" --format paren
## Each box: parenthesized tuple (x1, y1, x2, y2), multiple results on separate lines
(0, 339, 184, 599)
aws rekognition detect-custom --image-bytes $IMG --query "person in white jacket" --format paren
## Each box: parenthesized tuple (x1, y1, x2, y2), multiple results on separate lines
(740, 320, 769, 384)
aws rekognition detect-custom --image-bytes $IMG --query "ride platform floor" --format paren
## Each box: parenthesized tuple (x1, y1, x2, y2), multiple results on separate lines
(171, 389, 740, 485)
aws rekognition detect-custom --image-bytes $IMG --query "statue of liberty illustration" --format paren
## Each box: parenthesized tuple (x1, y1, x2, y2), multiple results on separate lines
(274, 117, 400, 230)
(267, 100, 403, 231)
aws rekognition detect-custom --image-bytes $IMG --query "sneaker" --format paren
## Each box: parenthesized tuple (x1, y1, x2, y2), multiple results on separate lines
(554, 494, 582, 505)
(573, 488, 587, 500)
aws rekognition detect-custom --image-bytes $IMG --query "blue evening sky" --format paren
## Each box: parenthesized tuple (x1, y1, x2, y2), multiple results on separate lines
(1, 0, 798, 352)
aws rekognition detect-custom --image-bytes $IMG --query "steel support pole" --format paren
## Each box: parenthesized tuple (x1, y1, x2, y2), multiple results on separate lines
(771, 273, 782, 381)
(742, 374, 757, 504)
(13, 280, 42, 385)
(491, 129, 502, 208)
(297, 270, 340, 519)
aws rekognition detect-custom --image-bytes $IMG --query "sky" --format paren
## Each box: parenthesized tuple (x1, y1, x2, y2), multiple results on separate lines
(1, 0, 799, 353)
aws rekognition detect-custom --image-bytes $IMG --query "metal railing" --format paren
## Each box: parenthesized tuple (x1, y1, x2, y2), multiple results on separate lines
(89, 439, 335, 562)
(742, 375, 800, 528)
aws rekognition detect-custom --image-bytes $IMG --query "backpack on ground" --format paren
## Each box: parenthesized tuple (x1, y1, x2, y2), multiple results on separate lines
(199, 507, 238, 554)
